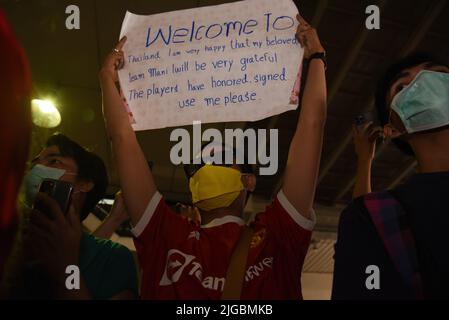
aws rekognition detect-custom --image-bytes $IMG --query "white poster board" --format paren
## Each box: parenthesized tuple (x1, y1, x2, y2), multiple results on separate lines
(118, 0, 303, 131)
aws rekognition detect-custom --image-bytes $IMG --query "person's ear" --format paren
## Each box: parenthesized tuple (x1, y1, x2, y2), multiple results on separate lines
(242, 174, 256, 192)
(383, 124, 402, 139)
(76, 180, 94, 193)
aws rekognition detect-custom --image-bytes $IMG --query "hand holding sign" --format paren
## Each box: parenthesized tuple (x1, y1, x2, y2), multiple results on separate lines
(100, 36, 127, 83)
(295, 14, 325, 59)
(117, 0, 304, 131)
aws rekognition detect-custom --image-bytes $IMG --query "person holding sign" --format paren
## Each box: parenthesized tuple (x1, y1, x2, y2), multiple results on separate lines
(99, 13, 326, 299)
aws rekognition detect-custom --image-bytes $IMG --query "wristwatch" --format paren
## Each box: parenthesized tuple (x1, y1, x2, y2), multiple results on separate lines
(308, 52, 327, 70)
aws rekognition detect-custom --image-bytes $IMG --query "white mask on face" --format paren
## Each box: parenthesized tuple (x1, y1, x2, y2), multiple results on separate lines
(23, 164, 76, 206)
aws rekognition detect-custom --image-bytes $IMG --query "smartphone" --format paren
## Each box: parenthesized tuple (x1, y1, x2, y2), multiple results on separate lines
(35, 178, 73, 215)
(354, 114, 386, 143)
(354, 115, 366, 127)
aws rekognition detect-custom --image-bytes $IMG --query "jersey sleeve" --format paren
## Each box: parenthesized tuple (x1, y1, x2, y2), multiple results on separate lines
(255, 189, 316, 265)
(131, 192, 192, 270)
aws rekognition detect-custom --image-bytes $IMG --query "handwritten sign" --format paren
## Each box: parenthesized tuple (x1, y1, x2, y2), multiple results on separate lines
(118, 0, 303, 131)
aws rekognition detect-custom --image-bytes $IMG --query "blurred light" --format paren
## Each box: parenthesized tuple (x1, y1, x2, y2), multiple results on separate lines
(31, 99, 61, 128)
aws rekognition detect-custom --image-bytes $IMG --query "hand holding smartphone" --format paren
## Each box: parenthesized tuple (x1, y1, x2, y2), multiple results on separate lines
(354, 115, 367, 127)
(34, 178, 74, 215)
(354, 114, 385, 143)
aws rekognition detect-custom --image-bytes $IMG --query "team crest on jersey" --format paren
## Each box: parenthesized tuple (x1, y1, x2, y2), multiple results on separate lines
(188, 231, 200, 240)
(250, 228, 267, 248)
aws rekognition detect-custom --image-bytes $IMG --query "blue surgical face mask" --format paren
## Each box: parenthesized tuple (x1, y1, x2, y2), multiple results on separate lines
(390, 70, 449, 134)
(23, 164, 67, 206)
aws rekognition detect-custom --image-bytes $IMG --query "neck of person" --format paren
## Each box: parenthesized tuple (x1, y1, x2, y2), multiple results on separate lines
(200, 207, 242, 226)
(71, 195, 84, 224)
(412, 127, 449, 173)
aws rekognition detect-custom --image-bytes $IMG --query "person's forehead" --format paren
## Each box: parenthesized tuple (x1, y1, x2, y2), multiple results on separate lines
(36, 145, 77, 167)
(393, 61, 448, 82)
(386, 62, 447, 104)
(392, 62, 430, 83)
(403, 62, 431, 74)
(38, 145, 60, 157)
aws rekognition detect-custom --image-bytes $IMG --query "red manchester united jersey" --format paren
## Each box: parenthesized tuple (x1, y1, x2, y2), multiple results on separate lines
(132, 190, 315, 300)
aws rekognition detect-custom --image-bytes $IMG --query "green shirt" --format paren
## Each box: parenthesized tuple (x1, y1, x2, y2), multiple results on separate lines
(80, 233, 138, 299)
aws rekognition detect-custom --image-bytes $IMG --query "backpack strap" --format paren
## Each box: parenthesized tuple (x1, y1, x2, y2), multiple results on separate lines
(364, 191, 424, 299)
(221, 226, 254, 300)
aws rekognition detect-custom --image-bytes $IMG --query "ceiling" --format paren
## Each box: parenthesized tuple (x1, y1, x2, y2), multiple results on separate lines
(3, 0, 449, 234)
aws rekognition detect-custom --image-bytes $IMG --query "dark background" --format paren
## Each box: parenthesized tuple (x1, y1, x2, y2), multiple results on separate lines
(2, 0, 449, 295)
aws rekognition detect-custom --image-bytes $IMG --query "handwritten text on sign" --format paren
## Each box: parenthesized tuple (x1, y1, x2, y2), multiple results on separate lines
(118, 0, 303, 131)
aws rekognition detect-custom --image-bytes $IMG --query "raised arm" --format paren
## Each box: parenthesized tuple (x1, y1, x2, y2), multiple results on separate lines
(93, 192, 129, 239)
(282, 14, 327, 219)
(99, 37, 157, 226)
(352, 122, 382, 198)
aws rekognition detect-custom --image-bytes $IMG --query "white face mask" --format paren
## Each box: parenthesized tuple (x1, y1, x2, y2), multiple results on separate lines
(23, 164, 75, 206)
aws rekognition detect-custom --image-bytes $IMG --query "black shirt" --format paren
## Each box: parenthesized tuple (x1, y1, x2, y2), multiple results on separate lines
(332, 172, 449, 299)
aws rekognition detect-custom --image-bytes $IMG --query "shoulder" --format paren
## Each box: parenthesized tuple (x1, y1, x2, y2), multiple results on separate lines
(253, 190, 316, 233)
(335, 195, 383, 247)
(339, 196, 372, 225)
(336, 193, 395, 247)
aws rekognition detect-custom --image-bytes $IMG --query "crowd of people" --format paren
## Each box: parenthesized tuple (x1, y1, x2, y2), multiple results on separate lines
(1, 8, 448, 300)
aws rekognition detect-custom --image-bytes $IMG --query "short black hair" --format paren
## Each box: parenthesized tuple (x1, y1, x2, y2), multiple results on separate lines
(46, 133, 108, 221)
(375, 52, 448, 156)
(210, 142, 256, 175)
(184, 142, 256, 178)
